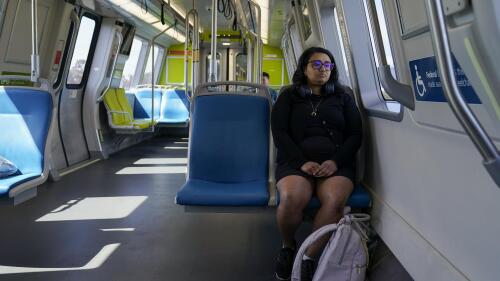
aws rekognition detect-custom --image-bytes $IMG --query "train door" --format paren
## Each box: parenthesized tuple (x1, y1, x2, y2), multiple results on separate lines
(229, 48, 247, 82)
(203, 49, 228, 82)
(57, 11, 100, 168)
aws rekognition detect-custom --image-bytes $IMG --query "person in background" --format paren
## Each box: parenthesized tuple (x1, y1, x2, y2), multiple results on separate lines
(262, 72, 279, 104)
(271, 47, 362, 281)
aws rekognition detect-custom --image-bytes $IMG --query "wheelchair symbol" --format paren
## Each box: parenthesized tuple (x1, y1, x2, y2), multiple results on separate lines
(414, 65, 427, 97)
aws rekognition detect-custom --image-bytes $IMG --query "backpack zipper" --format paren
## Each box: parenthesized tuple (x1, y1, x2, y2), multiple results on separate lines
(354, 264, 366, 275)
(353, 237, 370, 275)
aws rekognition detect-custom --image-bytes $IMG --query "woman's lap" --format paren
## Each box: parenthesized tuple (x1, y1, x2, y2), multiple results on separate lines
(275, 163, 356, 185)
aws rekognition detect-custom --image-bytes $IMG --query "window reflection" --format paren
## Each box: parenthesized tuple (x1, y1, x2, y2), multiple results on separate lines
(206, 53, 221, 81)
(235, 54, 247, 81)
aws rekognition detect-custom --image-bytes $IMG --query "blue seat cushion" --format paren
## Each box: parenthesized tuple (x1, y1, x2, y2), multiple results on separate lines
(0, 173, 39, 194)
(0, 156, 18, 178)
(176, 179, 269, 206)
(309, 184, 371, 208)
(276, 184, 371, 209)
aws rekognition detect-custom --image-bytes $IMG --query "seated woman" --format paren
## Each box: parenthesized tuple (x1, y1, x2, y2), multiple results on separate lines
(271, 47, 362, 281)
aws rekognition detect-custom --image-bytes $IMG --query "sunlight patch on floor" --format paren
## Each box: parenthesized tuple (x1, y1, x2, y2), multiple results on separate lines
(133, 158, 187, 165)
(164, 146, 188, 150)
(0, 243, 120, 274)
(100, 228, 135, 232)
(36, 196, 147, 222)
(116, 166, 186, 175)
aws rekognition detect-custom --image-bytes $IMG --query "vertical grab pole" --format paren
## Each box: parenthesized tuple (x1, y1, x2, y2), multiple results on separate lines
(184, 11, 191, 95)
(248, 0, 262, 83)
(31, 0, 39, 82)
(185, 9, 199, 99)
(256, 4, 262, 84)
(209, 0, 218, 82)
(192, 10, 199, 95)
(246, 36, 253, 82)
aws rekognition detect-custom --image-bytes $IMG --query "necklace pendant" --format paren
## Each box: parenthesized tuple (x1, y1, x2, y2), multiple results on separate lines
(311, 111, 317, 117)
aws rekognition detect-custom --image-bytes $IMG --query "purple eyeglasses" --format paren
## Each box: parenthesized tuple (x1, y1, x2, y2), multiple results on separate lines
(308, 60, 335, 71)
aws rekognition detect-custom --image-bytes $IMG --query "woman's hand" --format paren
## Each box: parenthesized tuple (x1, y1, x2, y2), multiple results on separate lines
(314, 160, 338, 177)
(301, 161, 321, 176)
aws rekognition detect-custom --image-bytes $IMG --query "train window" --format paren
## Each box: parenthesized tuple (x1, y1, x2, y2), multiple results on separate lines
(283, 36, 296, 80)
(300, 2, 312, 40)
(235, 53, 247, 81)
(289, 22, 303, 61)
(66, 15, 97, 86)
(141, 44, 164, 84)
(284, 35, 296, 68)
(334, 7, 349, 82)
(363, 0, 397, 100)
(120, 37, 143, 89)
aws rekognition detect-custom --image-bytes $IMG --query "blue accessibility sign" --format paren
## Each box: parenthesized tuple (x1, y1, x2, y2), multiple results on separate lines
(409, 56, 481, 104)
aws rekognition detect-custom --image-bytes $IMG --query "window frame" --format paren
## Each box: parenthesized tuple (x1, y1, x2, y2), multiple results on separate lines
(362, 0, 398, 101)
(140, 43, 165, 85)
(282, 34, 296, 82)
(235, 52, 248, 82)
(53, 21, 74, 90)
(289, 20, 303, 63)
(65, 12, 101, 89)
(119, 36, 146, 90)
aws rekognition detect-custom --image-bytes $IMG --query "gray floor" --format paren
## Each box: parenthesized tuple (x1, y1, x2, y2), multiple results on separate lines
(0, 137, 311, 281)
(0, 137, 412, 281)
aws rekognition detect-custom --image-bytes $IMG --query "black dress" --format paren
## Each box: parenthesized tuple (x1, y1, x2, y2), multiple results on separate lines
(271, 85, 362, 184)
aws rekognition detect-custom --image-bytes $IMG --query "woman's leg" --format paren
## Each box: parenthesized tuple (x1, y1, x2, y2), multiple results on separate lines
(277, 175, 314, 247)
(305, 176, 354, 257)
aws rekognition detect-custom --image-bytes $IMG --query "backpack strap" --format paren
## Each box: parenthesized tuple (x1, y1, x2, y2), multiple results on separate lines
(291, 223, 341, 281)
(290, 214, 370, 281)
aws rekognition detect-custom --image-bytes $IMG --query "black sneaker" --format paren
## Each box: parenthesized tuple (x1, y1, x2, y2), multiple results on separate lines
(275, 246, 296, 280)
(300, 259, 316, 281)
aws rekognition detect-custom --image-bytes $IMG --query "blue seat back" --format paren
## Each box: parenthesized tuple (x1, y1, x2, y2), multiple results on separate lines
(174, 89, 190, 109)
(0, 87, 52, 174)
(133, 89, 162, 119)
(160, 89, 190, 121)
(189, 95, 269, 183)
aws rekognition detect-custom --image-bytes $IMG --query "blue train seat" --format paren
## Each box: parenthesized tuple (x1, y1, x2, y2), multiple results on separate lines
(176, 91, 271, 206)
(308, 185, 371, 208)
(157, 89, 190, 127)
(133, 88, 163, 120)
(275, 184, 371, 209)
(0, 87, 52, 196)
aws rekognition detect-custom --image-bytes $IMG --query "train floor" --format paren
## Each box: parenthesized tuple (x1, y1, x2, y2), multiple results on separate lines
(0, 136, 412, 281)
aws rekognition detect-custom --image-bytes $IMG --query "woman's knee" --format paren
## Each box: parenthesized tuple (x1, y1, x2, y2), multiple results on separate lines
(280, 189, 310, 209)
(317, 177, 353, 211)
(318, 189, 351, 214)
(278, 177, 312, 209)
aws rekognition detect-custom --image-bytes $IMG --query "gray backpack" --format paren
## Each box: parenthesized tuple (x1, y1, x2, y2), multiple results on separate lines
(291, 214, 371, 281)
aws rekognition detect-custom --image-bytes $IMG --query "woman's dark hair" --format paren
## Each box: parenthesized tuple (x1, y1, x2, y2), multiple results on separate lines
(292, 47, 340, 97)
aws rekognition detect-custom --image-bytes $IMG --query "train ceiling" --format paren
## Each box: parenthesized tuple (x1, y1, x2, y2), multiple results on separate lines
(82, 0, 290, 47)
